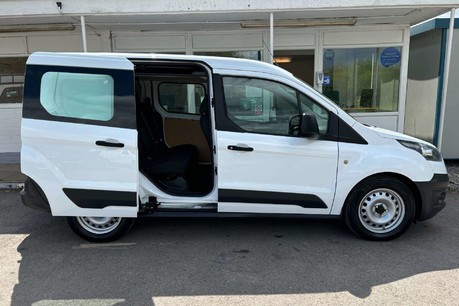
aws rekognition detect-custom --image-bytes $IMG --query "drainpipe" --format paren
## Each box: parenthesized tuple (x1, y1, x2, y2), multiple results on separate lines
(437, 8, 456, 151)
(269, 12, 274, 64)
(81, 15, 88, 52)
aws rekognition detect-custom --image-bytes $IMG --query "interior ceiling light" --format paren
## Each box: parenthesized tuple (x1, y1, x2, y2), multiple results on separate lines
(241, 18, 357, 28)
(273, 57, 293, 63)
(0, 23, 76, 33)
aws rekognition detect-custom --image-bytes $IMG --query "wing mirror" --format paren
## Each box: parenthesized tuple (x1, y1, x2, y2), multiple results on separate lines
(300, 113, 319, 138)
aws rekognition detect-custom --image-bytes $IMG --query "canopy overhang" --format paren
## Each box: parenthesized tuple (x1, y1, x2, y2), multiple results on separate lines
(0, 0, 457, 32)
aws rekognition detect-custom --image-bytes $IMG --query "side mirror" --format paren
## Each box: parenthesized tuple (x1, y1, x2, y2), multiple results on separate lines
(300, 113, 319, 138)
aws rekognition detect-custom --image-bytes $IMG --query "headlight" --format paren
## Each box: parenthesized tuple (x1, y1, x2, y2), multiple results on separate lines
(397, 140, 442, 161)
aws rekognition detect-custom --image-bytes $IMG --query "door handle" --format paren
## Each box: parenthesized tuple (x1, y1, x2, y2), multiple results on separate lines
(96, 140, 125, 148)
(227, 145, 254, 152)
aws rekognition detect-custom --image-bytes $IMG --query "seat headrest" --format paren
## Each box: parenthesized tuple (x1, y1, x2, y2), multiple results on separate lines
(199, 96, 208, 115)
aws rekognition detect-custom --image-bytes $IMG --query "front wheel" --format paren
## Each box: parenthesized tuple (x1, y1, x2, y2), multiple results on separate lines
(342, 176, 415, 241)
(67, 216, 135, 242)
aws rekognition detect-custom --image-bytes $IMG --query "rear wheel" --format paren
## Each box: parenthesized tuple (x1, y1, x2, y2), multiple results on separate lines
(67, 216, 135, 242)
(343, 176, 415, 241)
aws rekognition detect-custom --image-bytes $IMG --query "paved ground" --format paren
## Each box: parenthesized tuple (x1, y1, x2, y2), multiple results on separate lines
(0, 164, 25, 184)
(1, 190, 458, 305)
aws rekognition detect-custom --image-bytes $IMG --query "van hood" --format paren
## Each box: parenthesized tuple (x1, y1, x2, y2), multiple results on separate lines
(365, 125, 432, 145)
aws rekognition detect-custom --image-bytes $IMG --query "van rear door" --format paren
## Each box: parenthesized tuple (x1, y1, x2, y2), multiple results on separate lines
(21, 52, 138, 217)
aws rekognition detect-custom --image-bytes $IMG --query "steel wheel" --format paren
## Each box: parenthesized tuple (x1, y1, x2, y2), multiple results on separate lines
(76, 216, 122, 235)
(358, 188, 405, 234)
(67, 216, 135, 242)
(343, 176, 415, 241)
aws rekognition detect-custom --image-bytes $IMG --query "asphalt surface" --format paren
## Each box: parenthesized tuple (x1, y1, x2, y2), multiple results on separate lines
(1, 190, 458, 306)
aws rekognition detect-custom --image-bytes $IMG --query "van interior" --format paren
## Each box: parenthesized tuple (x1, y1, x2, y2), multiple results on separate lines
(133, 61, 213, 197)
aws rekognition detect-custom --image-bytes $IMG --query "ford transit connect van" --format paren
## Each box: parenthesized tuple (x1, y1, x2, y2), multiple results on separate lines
(20, 52, 448, 242)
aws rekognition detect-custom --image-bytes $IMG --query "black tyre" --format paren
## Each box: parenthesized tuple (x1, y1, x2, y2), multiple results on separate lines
(67, 216, 135, 242)
(342, 176, 415, 241)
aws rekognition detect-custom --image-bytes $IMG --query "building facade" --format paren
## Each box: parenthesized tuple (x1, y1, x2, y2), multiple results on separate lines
(407, 17, 459, 158)
(0, 0, 457, 161)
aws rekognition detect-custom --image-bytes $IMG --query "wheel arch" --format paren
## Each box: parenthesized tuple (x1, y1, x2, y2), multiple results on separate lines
(340, 172, 422, 220)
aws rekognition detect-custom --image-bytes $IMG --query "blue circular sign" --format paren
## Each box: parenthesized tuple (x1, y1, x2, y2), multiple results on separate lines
(380, 47, 401, 67)
(324, 49, 335, 60)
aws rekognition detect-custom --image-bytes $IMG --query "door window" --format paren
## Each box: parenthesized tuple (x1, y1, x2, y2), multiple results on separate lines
(222, 77, 329, 136)
(40, 72, 114, 121)
(158, 83, 205, 114)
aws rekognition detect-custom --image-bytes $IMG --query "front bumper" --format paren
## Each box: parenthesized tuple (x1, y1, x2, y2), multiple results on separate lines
(415, 174, 448, 221)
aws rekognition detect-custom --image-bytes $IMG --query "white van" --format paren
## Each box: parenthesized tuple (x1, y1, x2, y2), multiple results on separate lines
(20, 52, 448, 242)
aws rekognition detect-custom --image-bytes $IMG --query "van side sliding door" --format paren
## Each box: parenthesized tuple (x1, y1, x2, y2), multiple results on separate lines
(21, 53, 138, 217)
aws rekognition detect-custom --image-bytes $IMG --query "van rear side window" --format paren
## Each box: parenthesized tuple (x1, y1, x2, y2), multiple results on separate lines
(40, 72, 114, 121)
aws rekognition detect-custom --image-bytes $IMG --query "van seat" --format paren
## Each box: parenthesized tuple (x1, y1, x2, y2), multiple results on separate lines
(137, 97, 197, 182)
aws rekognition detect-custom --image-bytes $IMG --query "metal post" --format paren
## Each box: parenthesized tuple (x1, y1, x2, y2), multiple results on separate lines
(437, 8, 456, 151)
(269, 12, 274, 64)
(81, 15, 88, 52)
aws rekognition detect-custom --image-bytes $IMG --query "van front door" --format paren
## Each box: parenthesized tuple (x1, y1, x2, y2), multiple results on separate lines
(215, 75, 338, 215)
(21, 53, 138, 217)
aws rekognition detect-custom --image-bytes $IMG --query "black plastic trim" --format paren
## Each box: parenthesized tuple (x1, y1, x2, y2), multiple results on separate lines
(213, 74, 245, 133)
(63, 188, 137, 209)
(218, 189, 327, 209)
(335, 113, 368, 145)
(95, 140, 124, 148)
(20, 177, 51, 213)
(138, 211, 340, 219)
(227, 145, 254, 152)
(23, 64, 136, 129)
(415, 173, 448, 221)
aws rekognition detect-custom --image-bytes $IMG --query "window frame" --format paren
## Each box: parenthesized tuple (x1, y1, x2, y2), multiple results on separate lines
(22, 65, 135, 129)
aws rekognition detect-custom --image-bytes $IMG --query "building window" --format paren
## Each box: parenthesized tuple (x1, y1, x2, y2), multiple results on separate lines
(0, 57, 27, 104)
(323, 47, 401, 112)
(194, 51, 262, 61)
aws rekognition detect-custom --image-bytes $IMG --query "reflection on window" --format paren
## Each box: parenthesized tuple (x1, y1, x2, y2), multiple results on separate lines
(40, 72, 114, 121)
(223, 77, 329, 136)
(0, 57, 27, 104)
(194, 51, 262, 61)
(323, 47, 401, 112)
(158, 83, 206, 114)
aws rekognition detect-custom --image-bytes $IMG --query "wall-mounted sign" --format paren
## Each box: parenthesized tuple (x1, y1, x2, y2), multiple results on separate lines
(324, 49, 335, 60)
(323, 75, 331, 85)
(380, 47, 401, 67)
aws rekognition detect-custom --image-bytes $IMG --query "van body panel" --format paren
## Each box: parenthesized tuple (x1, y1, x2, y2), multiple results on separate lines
(27, 52, 134, 70)
(21, 54, 138, 217)
(216, 129, 338, 215)
(330, 136, 447, 215)
(20, 53, 448, 242)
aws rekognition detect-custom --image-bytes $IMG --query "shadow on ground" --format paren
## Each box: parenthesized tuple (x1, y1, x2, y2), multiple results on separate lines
(2, 191, 458, 305)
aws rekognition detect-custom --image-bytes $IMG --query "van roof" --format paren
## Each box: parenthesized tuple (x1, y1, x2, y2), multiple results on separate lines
(27, 52, 295, 79)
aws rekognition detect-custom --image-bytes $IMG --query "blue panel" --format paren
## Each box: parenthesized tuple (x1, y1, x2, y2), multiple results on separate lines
(433, 29, 448, 146)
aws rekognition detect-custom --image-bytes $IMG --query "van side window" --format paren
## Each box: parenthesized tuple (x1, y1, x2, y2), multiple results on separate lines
(299, 93, 329, 135)
(222, 77, 329, 136)
(158, 83, 205, 115)
(40, 72, 114, 121)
